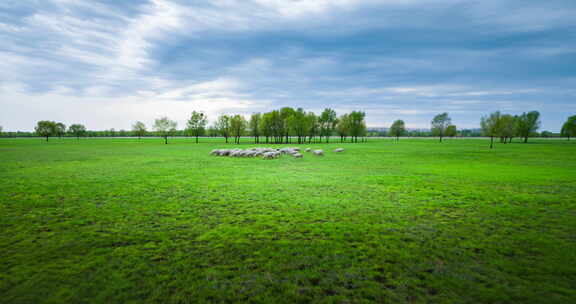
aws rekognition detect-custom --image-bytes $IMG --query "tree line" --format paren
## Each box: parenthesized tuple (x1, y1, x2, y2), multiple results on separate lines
(2, 110, 574, 145)
(154, 108, 368, 144)
(24, 108, 368, 144)
(480, 110, 544, 148)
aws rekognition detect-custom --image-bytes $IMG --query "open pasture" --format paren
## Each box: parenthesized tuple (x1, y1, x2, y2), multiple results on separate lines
(1, 138, 575, 303)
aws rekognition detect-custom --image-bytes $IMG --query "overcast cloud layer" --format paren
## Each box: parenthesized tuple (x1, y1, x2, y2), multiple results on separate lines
(1, 0, 575, 131)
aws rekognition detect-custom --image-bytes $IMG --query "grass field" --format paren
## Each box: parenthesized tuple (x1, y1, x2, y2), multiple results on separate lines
(1, 138, 575, 303)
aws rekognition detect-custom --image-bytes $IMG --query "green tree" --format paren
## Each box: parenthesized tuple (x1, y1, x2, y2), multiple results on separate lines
(389, 119, 406, 141)
(206, 126, 218, 137)
(186, 111, 208, 143)
(249, 113, 262, 144)
(287, 108, 307, 144)
(445, 125, 457, 138)
(132, 121, 147, 139)
(431, 112, 451, 143)
(55, 122, 66, 139)
(68, 124, 86, 140)
(269, 110, 283, 144)
(480, 111, 502, 149)
(305, 112, 319, 144)
(560, 115, 576, 140)
(498, 114, 516, 143)
(260, 113, 273, 144)
(280, 107, 295, 144)
(348, 111, 366, 143)
(153, 117, 177, 144)
(319, 108, 337, 143)
(516, 111, 540, 143)
(336, 114, 351, 142)
(215, 115, 231, 143)
(230, 115, 247, 144)
(35, 121, 57, 142)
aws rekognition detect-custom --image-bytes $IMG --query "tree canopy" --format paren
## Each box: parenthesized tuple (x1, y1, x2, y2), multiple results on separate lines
(389, 120, 406, 141)
(132, 121, 147, 139)
(561, 115, 576, 140)
(516, 111, 540, 143)
(35, 121, 57, 141)
(431, 112, 451, 142)
(186, 111, 208, 143)
(68, 124, 86, 140)
(153, 117, 177, 144)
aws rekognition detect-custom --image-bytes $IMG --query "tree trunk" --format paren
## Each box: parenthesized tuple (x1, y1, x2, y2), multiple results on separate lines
(524, 136, 528, 143)
(77, 136, 80, 140)
(196, 135, 199, 143)
(225, 136, 228, 143)
(164, 136, 168, 144)
(46, 136, 49, 142)
(397, 135, 399, 142)
(439, 136, 443, 143)
(490, 136, 494, 149)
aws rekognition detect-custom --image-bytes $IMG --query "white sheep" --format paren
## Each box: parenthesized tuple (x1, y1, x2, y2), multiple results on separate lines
(292, 153, 303, 158)
(333, 148, 345, 153)
(262, 152, 279, 159)
(313, 149, 324, 156)
(305, 148, 311, 152)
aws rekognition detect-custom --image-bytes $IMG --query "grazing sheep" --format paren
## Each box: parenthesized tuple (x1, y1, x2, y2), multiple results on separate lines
(313, 149, 324, 156)
(210, 149, 219, 155)
(333, 148, 345, 153)
(220, 150, 231, 156)
(292, 153, 303, 158)
(305, 148, 311, 152)
(262, 152, 279, 159)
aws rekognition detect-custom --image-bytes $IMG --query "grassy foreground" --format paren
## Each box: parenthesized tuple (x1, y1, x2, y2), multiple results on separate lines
(0, 138, 575, 303)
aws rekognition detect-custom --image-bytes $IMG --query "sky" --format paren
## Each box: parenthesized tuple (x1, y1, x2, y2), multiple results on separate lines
(1, 0, 575, 132)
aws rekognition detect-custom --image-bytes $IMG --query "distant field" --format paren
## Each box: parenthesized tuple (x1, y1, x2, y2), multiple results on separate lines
(1, 138, 575, 303)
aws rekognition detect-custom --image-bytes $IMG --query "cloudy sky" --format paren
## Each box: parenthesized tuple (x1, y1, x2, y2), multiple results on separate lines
(1, 0, 575, 131)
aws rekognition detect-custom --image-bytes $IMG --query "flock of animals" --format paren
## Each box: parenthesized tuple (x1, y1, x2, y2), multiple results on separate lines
(210, 147, 345, 159)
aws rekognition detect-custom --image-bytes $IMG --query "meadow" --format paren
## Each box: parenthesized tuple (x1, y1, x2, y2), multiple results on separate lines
(0, 137, 575, 303)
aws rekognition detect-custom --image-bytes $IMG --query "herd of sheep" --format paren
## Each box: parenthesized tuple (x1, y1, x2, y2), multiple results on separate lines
(210, 147, 345, 159)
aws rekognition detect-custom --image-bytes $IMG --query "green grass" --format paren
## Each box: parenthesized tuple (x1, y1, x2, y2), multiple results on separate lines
(1, 137, 575, 303)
